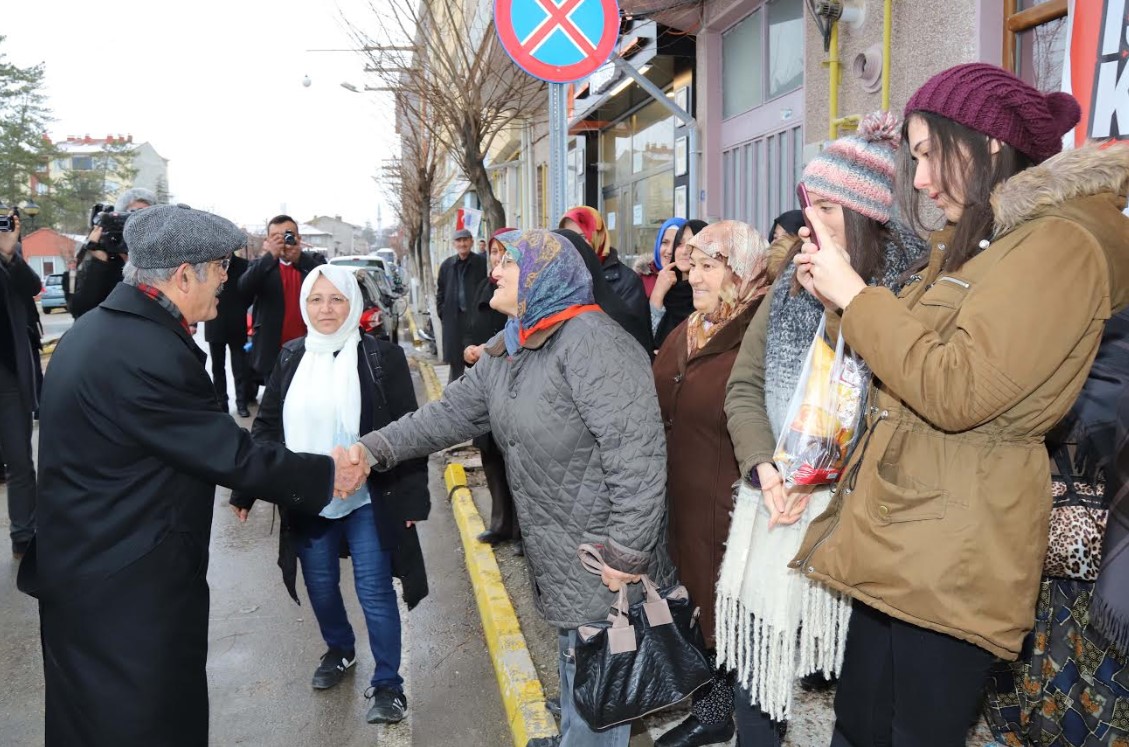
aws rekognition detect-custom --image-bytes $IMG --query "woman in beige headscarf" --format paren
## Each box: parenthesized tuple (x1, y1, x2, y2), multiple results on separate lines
(652, 221, 772, 745)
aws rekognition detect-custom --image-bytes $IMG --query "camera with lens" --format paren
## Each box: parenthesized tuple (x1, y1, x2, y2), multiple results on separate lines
(283, 230, 297, 247)
(0, 205, 21, 233)
(91, 203, 130, 253)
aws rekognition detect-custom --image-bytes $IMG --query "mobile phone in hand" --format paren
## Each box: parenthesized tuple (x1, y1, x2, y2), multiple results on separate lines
(796, 183, 821, 251)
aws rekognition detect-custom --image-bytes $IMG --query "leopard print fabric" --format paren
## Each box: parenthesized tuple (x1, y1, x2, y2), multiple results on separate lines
(1043, 479, 1107, 581)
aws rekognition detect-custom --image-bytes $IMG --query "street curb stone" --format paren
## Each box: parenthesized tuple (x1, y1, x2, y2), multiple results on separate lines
(419, 357, 558, 746)
(445, 462, 559, 747)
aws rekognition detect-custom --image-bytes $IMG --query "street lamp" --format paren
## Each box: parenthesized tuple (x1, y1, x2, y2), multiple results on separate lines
(19, 200, 40, 230)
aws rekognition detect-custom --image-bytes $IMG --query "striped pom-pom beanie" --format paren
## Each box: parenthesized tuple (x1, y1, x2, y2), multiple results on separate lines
(801, 111, 900, 223)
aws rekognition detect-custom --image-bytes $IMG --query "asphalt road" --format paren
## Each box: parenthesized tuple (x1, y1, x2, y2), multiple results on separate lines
(0, 336, 511, 745)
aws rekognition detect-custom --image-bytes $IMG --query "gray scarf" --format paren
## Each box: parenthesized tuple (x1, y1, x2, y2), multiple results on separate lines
(763, 221, 927, 437)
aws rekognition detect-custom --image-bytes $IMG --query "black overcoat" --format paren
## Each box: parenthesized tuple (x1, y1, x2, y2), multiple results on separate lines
(0, 248, 40, 411)
(231, 334, 432, 607)
(435, 251, 487, 365)
(27, 283, 335, 746)
(204, 254, 250, 344)
(238, 250, 326, 377)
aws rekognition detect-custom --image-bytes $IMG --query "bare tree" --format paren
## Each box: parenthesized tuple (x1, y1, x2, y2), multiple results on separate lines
(380, 86, 442, 292)
(346, 0, 544, 232)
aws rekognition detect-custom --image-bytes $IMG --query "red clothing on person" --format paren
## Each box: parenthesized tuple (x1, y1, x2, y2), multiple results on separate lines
(278, 261, 307, 345)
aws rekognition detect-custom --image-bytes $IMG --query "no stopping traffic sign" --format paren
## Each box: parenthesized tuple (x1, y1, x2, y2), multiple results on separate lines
(495, 0, 620, 83)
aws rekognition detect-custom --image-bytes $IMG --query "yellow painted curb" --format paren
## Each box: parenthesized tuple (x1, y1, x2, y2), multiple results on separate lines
(417, 360, 444, 404)
(445, 463, 558, 746)
(404, 308, 423, 346)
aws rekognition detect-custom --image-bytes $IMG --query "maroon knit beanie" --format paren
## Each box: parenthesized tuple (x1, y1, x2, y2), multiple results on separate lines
(905, 63, 1081, 164)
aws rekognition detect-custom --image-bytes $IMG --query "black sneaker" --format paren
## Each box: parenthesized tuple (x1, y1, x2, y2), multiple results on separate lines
(311, 649, 355, 690)
(365, 687, 407, 724)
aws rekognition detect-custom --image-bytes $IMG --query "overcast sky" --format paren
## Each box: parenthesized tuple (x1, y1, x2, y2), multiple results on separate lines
(4, 0, 399, 231)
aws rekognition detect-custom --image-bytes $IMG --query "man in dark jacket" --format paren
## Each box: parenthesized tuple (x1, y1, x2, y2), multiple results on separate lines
(69, 187, 157, 318)
(599, 245, 649, 331)
(239, 215, 326, 382)
(435, 228, 486, 382)
(0, 214, 41, 559)
(26, 204, 369, 747)
(205, 252, 252, 416)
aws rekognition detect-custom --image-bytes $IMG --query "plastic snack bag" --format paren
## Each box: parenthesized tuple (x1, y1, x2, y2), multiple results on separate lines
(773, 317, 871, 487)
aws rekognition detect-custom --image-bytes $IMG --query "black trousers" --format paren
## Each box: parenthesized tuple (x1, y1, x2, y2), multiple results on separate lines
(0, 365, 35, 545)
(473, 432, 519, 539)
(830, 603, 995, 747)
(208, 339, 252, 409)
(733, 685, 783, 746)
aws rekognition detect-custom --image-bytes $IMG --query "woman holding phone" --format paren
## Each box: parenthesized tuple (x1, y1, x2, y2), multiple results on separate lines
(719, 112, 925, 744)
(793, 64, 1129, 745)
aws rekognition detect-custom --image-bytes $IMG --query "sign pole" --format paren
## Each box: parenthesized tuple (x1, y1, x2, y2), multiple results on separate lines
(548, 83, 568, 226)
(495, 0, 619, 225)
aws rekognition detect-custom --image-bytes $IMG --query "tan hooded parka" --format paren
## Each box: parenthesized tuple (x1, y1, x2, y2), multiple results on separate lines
(791, 143, 1129, 659)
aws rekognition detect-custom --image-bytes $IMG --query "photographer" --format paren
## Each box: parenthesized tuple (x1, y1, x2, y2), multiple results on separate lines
(0, 212, 42, 559)
(69, 187, 157, 319)
(239, 215, 325, 385)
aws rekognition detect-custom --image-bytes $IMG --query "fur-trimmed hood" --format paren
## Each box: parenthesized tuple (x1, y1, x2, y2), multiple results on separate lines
(992, 141, 1129, 235)
(994, 141, 1129, 311)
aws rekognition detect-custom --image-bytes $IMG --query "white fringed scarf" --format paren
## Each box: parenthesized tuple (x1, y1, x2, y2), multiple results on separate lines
(282, 266, 363, 454)
(715, 481, 851, 721)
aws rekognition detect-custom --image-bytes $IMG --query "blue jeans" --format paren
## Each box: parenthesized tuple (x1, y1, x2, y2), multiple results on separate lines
(557, 629, 631, 747)
(293, 503, 403, 690)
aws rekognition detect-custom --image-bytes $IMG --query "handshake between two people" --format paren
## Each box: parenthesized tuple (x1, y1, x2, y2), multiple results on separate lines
(332, 443, 371, 498)
(231, 443, 371, 523)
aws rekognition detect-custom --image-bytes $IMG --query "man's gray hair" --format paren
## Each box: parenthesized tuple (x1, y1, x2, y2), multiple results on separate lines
(115, 187, 159, 212)
(123, 260, 209, 286)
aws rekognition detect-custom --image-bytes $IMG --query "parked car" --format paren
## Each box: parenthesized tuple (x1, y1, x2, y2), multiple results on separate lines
(348, 267, 400, 344)
(40, 273, 68, 314)
(330, 254, 405, 296)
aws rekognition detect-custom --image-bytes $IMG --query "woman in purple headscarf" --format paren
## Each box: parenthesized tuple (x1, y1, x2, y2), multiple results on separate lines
(355, 229, 676, 744)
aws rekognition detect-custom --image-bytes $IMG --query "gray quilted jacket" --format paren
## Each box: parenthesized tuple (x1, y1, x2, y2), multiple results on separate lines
(362, 311, 675, 628)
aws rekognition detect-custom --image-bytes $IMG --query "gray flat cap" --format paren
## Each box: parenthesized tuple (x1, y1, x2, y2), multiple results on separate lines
(453, 228, 473, 240)
(124, 203, 246, 269)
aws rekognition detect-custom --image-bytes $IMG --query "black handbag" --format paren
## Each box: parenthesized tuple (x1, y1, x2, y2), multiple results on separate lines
(571, 544, 712, 730)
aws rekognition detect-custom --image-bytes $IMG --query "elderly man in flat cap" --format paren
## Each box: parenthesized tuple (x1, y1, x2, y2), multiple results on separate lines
(25, 204, 370, 747)
(435, 227, 487, 381)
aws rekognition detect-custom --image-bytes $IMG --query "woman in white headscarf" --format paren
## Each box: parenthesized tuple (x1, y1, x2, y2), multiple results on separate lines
(230, 265, 430, 727)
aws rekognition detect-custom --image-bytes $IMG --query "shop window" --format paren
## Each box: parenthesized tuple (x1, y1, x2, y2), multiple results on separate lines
(601, 122, 633, 185)
(1004, 0, 1068, 92)
(633, 99, 675, 174)
(723, 11, 764, 117)
(767, 0, 804, 98)
(722, 0, 803, 119)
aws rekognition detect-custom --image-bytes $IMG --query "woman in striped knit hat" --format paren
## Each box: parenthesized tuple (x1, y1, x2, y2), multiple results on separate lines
(717, 111, 926, 746)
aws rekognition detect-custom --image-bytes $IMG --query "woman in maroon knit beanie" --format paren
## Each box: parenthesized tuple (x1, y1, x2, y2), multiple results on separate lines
(791, 63, 1129, 746)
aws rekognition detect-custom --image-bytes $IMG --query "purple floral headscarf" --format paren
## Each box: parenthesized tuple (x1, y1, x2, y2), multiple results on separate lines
(496, 229, 594, 353)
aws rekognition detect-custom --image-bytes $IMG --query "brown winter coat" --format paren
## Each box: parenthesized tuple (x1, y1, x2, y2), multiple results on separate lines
(654, 301, 761, 647)
(792, 143, 1129, 660)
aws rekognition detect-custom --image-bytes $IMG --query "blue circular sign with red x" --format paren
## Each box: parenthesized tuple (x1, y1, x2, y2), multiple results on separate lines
(495, 0, 620, 83)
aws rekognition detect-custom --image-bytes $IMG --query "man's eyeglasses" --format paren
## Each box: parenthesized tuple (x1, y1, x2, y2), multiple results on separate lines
(213, 256, 232, 271)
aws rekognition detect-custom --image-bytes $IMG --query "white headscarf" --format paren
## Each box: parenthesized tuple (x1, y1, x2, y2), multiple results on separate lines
(282, 265, 364, 454)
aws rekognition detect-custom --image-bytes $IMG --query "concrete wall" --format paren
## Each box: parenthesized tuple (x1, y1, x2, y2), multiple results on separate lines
(803, 0, 1000, 150)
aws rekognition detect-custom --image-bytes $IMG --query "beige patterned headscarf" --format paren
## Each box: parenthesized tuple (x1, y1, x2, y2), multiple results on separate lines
(684, 220, 770, 356)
